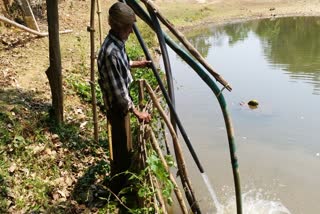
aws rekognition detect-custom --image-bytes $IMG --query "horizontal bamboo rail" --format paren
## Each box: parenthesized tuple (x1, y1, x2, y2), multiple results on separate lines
(0, 15, 72, 37)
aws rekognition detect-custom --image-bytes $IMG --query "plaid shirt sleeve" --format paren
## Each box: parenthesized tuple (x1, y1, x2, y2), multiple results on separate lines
(103, 53, 134, 115)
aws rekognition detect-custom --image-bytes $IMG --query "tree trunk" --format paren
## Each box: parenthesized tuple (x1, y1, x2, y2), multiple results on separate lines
(46, 0, 63, 123)
(18, 0, 39, 31)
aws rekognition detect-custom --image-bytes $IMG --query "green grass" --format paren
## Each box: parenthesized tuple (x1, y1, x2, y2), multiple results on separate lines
(159, 3, 216, 27)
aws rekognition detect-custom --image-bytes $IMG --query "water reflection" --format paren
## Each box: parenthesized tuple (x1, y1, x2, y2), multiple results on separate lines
(185, 28, 213, 58)
(185, 17, 320, 94)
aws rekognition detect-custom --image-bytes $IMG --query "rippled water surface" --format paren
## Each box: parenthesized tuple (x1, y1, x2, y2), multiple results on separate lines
(165, 17, 320, 213)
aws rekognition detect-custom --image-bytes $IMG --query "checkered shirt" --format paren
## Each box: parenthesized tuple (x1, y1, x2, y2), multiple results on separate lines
(97, 31, 134, 115)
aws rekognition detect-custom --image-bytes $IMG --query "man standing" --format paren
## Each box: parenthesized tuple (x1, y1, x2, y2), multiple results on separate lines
(97, 2, 151, 194)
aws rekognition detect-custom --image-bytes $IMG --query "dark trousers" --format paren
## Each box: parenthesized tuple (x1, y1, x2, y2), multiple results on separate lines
(107, 109, 132, 194)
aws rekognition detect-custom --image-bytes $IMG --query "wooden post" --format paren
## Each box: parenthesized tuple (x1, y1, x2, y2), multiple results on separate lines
(46, 0, 63, 124)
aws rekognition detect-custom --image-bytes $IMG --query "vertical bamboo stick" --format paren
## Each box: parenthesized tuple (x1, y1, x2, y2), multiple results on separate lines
(89, 0, 99, 142)
(138, 80, 145, 109)
(96, 0, 103, 45)
(152, 174, 169, 214)
(143, 135, 161, 213)
(146, 126, 188, 214)
(161, 119, 171, 155)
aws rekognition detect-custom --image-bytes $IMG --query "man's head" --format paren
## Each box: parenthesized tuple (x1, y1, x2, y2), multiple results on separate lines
(108, 2, 136, 41)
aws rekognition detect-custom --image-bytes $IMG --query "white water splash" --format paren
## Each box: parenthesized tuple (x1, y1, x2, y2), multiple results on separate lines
(219, 190, 291, 214)
(201, 173, 223, 213)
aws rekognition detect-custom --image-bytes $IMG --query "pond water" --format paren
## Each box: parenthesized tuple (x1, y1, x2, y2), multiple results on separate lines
(165, 17, 320, 213)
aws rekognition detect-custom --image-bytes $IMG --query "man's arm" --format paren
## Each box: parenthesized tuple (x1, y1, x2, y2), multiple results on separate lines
(130, 60, 152, 68)
(129, 59, 152, 122)
(106, 55, 151, 122)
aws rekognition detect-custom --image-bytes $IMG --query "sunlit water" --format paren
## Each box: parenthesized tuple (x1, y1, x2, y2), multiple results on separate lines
(163, 17, 320, 213)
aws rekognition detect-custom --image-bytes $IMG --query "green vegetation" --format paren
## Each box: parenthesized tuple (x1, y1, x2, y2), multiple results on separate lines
(159, 3, 216, 27)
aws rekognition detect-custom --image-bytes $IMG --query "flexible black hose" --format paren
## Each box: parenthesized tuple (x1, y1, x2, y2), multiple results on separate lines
(130, 12, 205, 176)
(146, 7, 177, 131)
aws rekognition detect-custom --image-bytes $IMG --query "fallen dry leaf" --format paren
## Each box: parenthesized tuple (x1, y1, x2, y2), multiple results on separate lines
(57, 190, 66, 198)
(8, 163, 17, 173)
(52, 192, 60, 200)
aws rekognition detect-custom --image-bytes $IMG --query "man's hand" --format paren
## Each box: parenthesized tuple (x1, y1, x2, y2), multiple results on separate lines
(132, 108, 151, 123)
(130, 60, 152, 68)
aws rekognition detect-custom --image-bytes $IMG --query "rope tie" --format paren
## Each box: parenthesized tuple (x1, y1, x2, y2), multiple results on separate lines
(87, 26, 95, 32)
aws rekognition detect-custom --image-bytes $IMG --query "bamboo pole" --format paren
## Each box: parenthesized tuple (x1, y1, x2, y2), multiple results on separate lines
(95, 0, 113, 158)
(138, 80, 145, 109)
(94, 1, 113, 158)
(96, 0, 103, 45)
(161, 119, 171, 155)
(146, 126, 188, 214)
(143, 80, 200, 212)
(88, 0, 99, 142)
(152, 176, 168, 214)
(140, 0, 232, 91)
(0, 15, 72, 37)
(143, 134, 161, 213)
